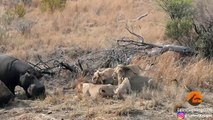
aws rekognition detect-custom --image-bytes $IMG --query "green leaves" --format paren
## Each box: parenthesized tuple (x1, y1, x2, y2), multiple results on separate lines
(158, 0, 194, 45)
(166, 18, 193, 40)
(159, 0, 213, 58)
(40, 0, 66, 13)
(158, 0, 193, 19)
(15, 4, 26, 18)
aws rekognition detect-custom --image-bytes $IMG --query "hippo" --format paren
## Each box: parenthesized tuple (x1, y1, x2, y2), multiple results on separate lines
(0, 55, 45, 98)
(0, 81, 15, 107)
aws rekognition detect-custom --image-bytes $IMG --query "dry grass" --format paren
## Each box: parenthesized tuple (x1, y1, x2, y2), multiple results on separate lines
(1, 0, 166, 59)
(135, 52, 213, 91)
(133, 51, 213, 113)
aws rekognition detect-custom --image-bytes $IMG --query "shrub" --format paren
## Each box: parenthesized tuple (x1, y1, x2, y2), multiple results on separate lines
(194, 28, 213, 58)
(159, 0, 213, 58)
(158, 0, 193, 45)
(14, 19, 33, 36)
(1, 9, 15, 26)
(22, 0, 32, 6)
(15, 4, 26, 18)
(193, 0, 213, 58)
(166, 18, 193, 44)
(40, 0, 66, 13)
(158, 0, 193, 19)
(0, 27, 8, 45)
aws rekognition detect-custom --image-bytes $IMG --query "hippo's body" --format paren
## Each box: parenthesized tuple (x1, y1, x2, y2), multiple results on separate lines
(0, 81, 14, 106)
(0, 55, 45, 98)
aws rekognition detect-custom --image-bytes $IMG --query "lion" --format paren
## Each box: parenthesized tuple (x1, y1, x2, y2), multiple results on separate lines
(92, 68, 116, 85)
(75, 82, 115, 99)
(112, 64, 142, 85)
(114, 77, 132, 99)
(125, 64, 142, 75)
(112, 64, 153, 91)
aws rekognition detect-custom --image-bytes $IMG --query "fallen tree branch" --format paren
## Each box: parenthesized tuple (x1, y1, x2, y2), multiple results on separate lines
(117, 39, 162, 48)
(59, 62, 78, 73)
(122, 26, 194, 56)
(117, 39, 194, 56)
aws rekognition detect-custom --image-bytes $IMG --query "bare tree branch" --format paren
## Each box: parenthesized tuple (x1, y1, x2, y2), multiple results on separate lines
(117, 39, 193, 56)
(135, 12, 148, 20)
(117, 39, 162, 48)
(125, 24, 144, 42)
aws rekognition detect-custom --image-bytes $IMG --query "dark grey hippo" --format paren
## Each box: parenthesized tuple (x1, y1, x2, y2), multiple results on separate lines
(0, 55, 45, 98)
(0, 81, 14, 106)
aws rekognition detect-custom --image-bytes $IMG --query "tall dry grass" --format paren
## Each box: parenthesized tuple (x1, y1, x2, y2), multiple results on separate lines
(132, 51, 213, 110)
(133, 51, 213, 90)
(0, 0, 166, 59)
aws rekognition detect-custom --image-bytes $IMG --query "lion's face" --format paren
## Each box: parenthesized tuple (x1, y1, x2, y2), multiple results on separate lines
(98, 85, 115, 98)
(92, 72, 100, 83)
(92, 71, 104, 84)
(112, 66, 125, 80)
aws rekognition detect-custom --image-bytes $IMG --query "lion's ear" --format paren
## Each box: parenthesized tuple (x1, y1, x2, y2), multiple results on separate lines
(114, 67, 119, 73)
(100, 80, 104, 84)
(97, 72, 101, 77)
(99, 88, 106, 94)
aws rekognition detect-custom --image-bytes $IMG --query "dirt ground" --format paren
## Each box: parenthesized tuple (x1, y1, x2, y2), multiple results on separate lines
(0, 70, 212, 120)
(0, 78, 172, 120)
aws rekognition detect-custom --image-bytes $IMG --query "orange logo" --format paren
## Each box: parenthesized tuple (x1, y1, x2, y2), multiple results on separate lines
(187, 91, 202, 106)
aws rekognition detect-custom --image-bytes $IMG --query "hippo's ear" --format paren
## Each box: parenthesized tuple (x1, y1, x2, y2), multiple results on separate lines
(26, 70, 32, 74)
(24, 71, 31, 76)
(24, 71, 35, 79)
(35, 71, 43, 79)
(27, 69, 43, 79)
(19, 72, 31, 86)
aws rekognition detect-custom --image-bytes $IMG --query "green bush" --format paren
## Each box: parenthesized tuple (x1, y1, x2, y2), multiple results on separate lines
(1, 9, 15, 26)
(158, 0, 193, 19)
(159, 0, 213, 58)
(40, 0, 66, 12)
(166, 18, 193, 42)
(158, 0, 194, 45)
(15, 4, 26, 18)
(195, 30, 213, 58)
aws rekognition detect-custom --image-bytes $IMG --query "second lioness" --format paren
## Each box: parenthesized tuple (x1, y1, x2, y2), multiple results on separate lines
(76, 82, 115, 99)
